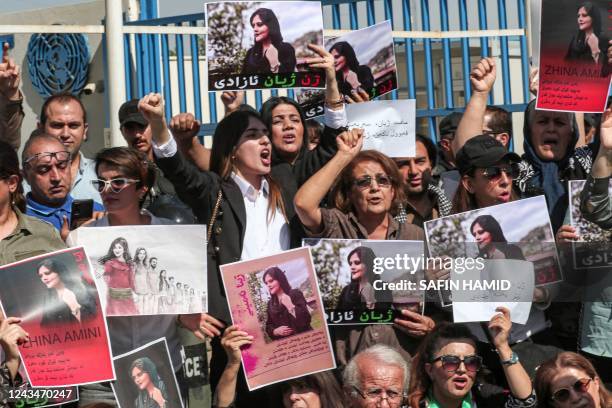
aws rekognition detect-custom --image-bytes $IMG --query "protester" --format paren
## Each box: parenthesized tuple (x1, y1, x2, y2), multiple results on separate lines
(0, 315, 28, 391)
(483, 105, 512, 149)
(343, 344, 410, 408)
(408, 308, 536, 408)
(0, 43, 24, 151)
(395, 134, 452, 226)
(37, 92, 102, 202)
(534, 352, 611, 408)
(68, 146, 221, 405)
(434, 112, 461, 178)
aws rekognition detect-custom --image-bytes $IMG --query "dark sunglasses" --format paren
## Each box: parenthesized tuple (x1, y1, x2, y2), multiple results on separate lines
(431, 354, 483, 372)
(551, 378, 592, 402)
(91, 178, 140, 194)
(353, 174, 392, 190)
(480, 164, 520, 180)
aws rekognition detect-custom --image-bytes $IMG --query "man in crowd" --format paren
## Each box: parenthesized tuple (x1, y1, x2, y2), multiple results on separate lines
(433, 112, 461, 179)
(22, 134, 103, 237)
(37, 93, 101, 202)
(118, 99, 195, 223)
(0, 43, 24, 151)
(483, 105, 512, 149)
(343, 345, 410, 408)
(395, 135, 452, 227)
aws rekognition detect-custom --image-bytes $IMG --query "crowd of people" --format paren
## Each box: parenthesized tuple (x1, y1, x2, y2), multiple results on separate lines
(0, 23, 610, 408)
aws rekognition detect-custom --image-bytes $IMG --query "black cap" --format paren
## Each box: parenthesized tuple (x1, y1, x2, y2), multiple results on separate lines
(119, 99, 148, 127)
(438, 112, 463, 137)
(455, 135, 521, 175)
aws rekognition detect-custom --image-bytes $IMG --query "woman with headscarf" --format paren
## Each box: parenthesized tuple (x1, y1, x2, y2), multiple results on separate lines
(565, 2, 611, 75)
(469, 215, 525, 260)
(130, 357, 168, 408)
(336, 246, 378, 311)
(329, 41, 375, 97)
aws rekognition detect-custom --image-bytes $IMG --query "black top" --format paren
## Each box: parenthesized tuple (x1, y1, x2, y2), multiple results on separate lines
(478, 243, 526, 261)
(337, 65, 375, 96)
(40, 282, 97, 326)
(265, 288, 312, 340)
(242, 42, 296, 74)
(565, 34, 611, 76)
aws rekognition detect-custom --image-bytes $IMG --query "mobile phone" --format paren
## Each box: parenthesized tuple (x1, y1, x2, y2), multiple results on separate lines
(70, 199, 94, 230)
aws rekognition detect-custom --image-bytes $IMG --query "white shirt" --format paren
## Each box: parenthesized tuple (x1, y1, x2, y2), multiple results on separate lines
(230, 172, 290, 261)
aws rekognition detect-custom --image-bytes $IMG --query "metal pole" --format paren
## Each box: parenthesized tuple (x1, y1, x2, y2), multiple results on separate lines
(105, 0, 127, 147)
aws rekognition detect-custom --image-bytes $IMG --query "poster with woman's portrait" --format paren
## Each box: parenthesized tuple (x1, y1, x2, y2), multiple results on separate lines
(220, 247, 335, 390)
(68, 225, 207, 317)
(296, 20, 398, 118)
(206, 1, 325, 91)
(569, 179, 612, 269)
(303, 239, 425, 325)
(0, 247, 114, 387)
(424, 196, 562, 306)
(111, 338, 184, 408)
(537, 0, 611, 112)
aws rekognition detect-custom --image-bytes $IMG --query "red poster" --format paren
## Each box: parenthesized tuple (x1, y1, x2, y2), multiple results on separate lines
(537, 0, 611, 112)
(0, 247, 115, 387)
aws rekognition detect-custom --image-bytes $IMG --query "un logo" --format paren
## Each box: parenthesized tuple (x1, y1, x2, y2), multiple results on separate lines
(27, 33, 89, 97)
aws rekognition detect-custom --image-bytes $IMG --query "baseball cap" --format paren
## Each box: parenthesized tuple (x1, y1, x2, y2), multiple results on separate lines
(438, 112, 463, 137)
(455, 135, 521, 175)
(119, 99, 148, 127)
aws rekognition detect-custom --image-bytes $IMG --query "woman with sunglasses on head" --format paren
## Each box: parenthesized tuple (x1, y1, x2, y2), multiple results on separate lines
(68, 146, 218, 405)
(295, 140, 433, 368)
(408, 307, 536, 408)
(535, 352, 611, 408)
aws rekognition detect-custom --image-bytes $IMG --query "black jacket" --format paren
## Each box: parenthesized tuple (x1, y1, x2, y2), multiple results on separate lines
(265, 289, 312, 340)
(337, 65, 375, 96)
(242, 42, 296, 74)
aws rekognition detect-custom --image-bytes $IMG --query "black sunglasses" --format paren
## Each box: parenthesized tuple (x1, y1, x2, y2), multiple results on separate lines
(551, 378, 592, 402)
(480, 164, 520, 180)
(353, 174, 392, 190)
(431, 354, 483, 372)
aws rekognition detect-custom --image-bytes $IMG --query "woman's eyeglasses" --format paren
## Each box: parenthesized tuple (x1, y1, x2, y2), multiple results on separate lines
(551, 378, 592, 402)
(431, 354, 483, 372)
(480, 164, 520, 181)
(91, 178, 140, 194)
(353, 174, 392, 190)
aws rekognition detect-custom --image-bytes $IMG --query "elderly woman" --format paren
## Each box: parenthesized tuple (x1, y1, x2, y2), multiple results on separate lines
(294, 135, 433, 368)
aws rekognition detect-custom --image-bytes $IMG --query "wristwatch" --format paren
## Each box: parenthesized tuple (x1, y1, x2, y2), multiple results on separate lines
(500, 351, 519, 366)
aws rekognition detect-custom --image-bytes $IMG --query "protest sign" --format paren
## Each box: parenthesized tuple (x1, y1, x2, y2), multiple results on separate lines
(206, 1, 325, 91)
(68, 225, 207, 317)
(536, 0, 611, 112)
(304, 239, 425, 325)
(345, 99, 416, 158)
(296, 20, 398, 118)
(111, 338, 184, 408)
(424, 196, 562, 306)
(569, 179, 612, 269)
(220, 247, 335, 390)
(450, 259, 534, 325)
(0, 247, 114, 387)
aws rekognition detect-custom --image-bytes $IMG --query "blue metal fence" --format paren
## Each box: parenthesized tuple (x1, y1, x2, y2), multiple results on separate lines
(122, 0, 531, 141)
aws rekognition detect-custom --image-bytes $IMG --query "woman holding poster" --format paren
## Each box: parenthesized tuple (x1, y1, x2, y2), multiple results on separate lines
(242, 8, 296, 74)
(565, 2, 609, 70)
(329, 41, 375, 96)
(263, 266, 312, 340)
(99, 237, 139, 316)
(38, 258, 97, 326)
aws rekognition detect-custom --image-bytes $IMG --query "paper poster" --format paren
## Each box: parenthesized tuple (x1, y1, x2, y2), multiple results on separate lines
(0, 247, 114, 387)
(345, 99, 416, 158)
(303, 239, 425, 325)
(536, 0, 611, 112)
(296, 20, 398, 118)
(220, 247, 335, 390)
(68, 225, 207, 317)
(424, 196, 562, 306)
(569, 179, 612, 269)
(451, 259, 534, 325)
(111, 338, 184, 408)
(206, 1, 325, 91)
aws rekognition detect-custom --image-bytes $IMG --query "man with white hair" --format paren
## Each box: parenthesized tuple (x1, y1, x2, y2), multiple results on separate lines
(343, 344, 410, 408)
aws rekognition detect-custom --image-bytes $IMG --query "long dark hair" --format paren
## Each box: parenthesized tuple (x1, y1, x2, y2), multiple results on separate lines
(0, 141, 25, 212)
(250, 8, 283, 46)
(159, 270, 169, 292)
(134, 247, 148, 267)
(210, 110, 287, 223)
(262, 266, 292, 298)
(535, 352, 612, 408)
(576, 2, 602, 41)
(99, 237, 132, 264)
(260, 96, 308, 161)
(347, 246, 377, 286)
(329, 41, 360, 73)
(130, 357, 163, 388)
(280, 371, 345, 408)
(470, 215, 508, 243)
(408, 323, 480, 408)
(37, 258, 86, 293)
(451, 169, 520, 214)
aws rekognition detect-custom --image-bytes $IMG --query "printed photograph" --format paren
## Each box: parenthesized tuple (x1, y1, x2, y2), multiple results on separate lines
(69, 225, 208, 317)
(111, 338, 184, 408)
